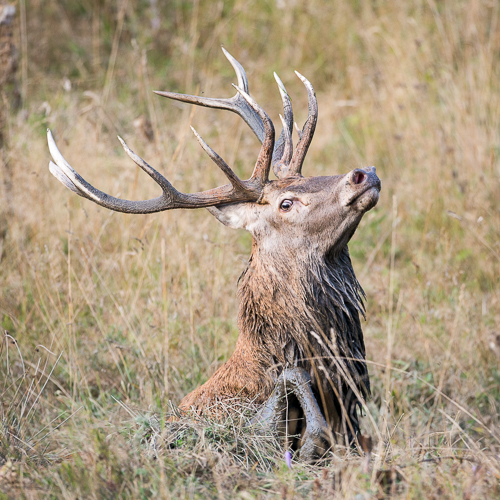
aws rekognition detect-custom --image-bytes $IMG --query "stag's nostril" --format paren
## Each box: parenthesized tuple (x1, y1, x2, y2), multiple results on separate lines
(353, 172, 366, 185)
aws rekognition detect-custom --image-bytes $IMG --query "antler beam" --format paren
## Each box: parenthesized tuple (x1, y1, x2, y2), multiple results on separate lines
(47, 84, 274, 214)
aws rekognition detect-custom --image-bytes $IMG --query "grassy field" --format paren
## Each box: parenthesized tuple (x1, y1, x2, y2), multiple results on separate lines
(1, 0, 500, 497)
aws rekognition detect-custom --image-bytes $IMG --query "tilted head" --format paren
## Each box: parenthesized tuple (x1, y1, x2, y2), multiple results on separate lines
(47, 48, 381, 259)
(210, 169, 380, 259)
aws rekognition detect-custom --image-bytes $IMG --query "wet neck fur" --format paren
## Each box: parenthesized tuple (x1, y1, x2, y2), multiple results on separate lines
(237, 243, 368, 393)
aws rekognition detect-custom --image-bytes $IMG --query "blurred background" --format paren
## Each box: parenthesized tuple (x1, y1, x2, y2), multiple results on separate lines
(0, 0, 499, 497)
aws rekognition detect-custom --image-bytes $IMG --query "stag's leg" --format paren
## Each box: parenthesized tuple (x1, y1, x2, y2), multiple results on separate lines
(253, 367, 331, 462)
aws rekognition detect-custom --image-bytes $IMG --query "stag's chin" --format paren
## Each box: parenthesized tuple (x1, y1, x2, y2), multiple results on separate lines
(354, 186, 380, 212)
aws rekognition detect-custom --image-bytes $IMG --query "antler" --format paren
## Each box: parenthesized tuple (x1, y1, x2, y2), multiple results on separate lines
(155, 48, 267, 144)
(47, 84, 274, 214)
(283, 72, 318, 177)
(155, 48, 317, 179)
(48, 48, 318, 212)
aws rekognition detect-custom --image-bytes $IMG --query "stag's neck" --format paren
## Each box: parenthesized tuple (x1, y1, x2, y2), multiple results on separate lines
(236, 244, 366, 371)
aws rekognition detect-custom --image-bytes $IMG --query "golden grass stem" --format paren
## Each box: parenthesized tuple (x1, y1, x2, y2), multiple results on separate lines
(102, 0, 128, 106)
(161, 236, 170, 399)
(19, 0, 27, 107)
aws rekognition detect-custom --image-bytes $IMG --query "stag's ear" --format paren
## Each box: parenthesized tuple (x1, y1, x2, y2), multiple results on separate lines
(206, 203, 253, 230)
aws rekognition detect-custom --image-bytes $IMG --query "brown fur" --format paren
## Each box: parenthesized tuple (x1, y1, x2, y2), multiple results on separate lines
(179, 171, 380, 442)
(46, 57, 381, 442)
(46, 49, 381, 445)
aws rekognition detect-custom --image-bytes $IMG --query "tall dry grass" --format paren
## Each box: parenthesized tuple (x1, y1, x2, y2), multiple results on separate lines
(0, 0, 499, 497)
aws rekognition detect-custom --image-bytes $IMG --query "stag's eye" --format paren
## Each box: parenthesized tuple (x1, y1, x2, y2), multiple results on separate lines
(280, 199, 293, 212)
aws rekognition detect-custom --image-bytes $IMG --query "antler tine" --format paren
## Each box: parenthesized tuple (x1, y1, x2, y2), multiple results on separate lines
(48, 129, 264, 214)
(48, 129, 180, 213)
(287, 71, 318, 177)
(233, 84, 275, 188)
(294, 122, 302, 139)
(49, 160, 93, 199)
(153, 48, 266, 144)
(154, 49, 302, 180)
(274, 114, 293, 178)
(117, 135, 174, 192)
(190, 126, 249, 194)
(272, 72, 294, 179)
(221, 46, 249, 93)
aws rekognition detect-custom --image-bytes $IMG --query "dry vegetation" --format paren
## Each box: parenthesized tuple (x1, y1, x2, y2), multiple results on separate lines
(1, 0, 500, 498)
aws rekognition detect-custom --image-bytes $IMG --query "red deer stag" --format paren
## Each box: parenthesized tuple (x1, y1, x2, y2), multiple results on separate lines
(47, 48, 381, 461)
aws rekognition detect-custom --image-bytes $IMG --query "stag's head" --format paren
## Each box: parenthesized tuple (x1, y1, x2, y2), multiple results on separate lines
(48, 48, 380, 259)
(211, 169, 380, 259)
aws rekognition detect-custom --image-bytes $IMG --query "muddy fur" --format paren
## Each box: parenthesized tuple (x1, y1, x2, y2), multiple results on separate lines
(178, 169, 381, 445)
(180, 239, 369, 441)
